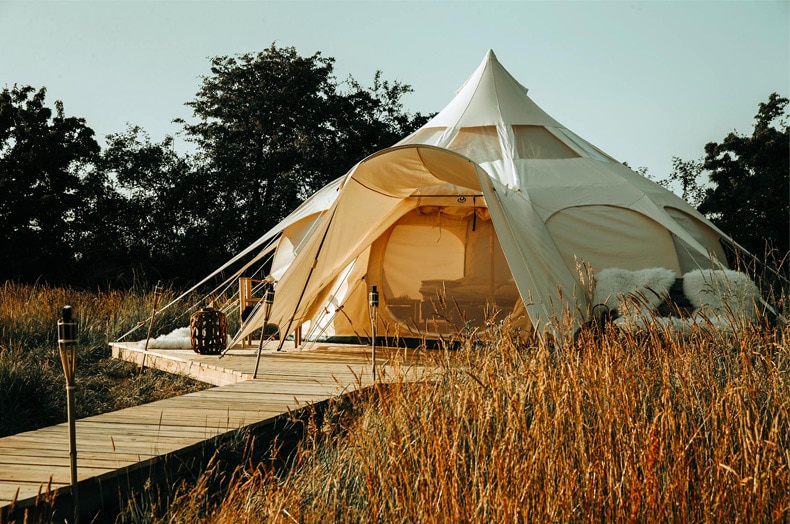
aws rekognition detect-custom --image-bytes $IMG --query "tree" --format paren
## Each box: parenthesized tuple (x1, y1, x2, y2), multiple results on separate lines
(0, 86, 99, 282)
(698, 93, 789, 257)
(0, 48, 432, 286)
(178, 44, 430, 259)
(75, 126, 203, 283)
(666, 156, 705, 208)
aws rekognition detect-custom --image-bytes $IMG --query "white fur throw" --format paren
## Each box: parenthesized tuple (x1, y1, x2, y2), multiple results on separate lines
(593, 267, 677, 317)
(141, 327, 193, 349)
(615, 314, 692, 335)
(603, 267, 761, 335)
(140, 327, 234, 350)
(683, 269, 760, 323)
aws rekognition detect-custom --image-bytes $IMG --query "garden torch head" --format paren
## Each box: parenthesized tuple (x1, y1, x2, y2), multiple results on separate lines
(264, 286, 275, 306)
(263, 286, 275, 323)
(369, 285, 379, 323)
(57, 306, 78, 384)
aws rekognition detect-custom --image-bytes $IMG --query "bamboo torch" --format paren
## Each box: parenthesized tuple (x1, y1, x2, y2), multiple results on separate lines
(369, 285, 379, 381)
(58, 306, 79, 523)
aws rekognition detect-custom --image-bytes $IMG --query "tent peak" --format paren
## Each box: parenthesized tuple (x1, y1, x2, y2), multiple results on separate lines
(484, 49, 498, 62)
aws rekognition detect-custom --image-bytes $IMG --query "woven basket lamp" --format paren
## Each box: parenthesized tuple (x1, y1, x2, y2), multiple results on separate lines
(190, 305, 228, 355)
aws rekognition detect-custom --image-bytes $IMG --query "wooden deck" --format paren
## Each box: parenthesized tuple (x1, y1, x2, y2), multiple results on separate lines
(0, 340, 429, 522)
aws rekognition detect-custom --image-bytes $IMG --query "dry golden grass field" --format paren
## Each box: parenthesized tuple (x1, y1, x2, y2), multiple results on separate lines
(127, 302, 789, 523)
(1, 282, 788, 522)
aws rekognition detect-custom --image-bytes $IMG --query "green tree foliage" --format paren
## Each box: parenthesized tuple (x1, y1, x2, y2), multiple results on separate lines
(177, 44, 430, 257)
(698, 93, 789, 257)
(666, 156, 705, 208)
(75, 126, 202, 283)
(1, 47, 430, 286)
(0, 86, 99, 282)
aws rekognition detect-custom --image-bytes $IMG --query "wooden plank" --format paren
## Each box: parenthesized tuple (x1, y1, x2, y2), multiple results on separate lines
(0, 464, 116, 481)
(0, 448, 153, 462)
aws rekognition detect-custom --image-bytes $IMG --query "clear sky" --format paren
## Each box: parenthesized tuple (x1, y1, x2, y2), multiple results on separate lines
(1, 0, 788, 183)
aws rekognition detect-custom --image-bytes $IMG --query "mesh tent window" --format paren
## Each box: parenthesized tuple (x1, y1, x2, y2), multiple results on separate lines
(447, 126, 503, 163)
(513, 125, 580, 159)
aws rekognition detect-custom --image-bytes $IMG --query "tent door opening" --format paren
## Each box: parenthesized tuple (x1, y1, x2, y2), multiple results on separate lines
(372, 206, 519, 336)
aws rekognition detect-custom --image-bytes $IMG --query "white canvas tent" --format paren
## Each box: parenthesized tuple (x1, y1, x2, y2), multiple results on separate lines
(233, 50, 733, 344)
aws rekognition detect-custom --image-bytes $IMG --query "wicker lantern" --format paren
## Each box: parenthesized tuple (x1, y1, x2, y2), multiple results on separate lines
(190, 305, 228, 355)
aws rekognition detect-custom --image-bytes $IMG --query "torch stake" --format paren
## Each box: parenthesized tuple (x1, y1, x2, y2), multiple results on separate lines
(369, 286, 379, 381)
(58, 306, 79, 523)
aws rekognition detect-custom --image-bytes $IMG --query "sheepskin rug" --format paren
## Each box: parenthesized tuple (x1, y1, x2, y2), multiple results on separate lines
(683, 268, 760, 325)
(141, 327, 193, 349)
(593, 267, 761, 335)
(593, 267, 677, 317)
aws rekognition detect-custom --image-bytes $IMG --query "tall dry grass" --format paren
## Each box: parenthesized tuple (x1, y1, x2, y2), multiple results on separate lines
(0, 281, 208, 437)
(134, 315, 789, 523)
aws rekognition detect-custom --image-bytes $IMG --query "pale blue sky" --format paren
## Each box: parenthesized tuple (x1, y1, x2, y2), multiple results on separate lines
(1, 0, 788, 183)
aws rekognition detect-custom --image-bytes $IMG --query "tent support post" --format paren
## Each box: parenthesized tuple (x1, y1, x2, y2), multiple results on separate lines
(252, 288, 274, 379)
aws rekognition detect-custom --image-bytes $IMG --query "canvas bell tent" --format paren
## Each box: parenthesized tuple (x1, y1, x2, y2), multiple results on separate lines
(217, 49, 736, 345)
(236, 51, 738, 342)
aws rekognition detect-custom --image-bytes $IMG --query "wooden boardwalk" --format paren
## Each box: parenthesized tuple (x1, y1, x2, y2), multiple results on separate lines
(0, 340, 428, 522)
